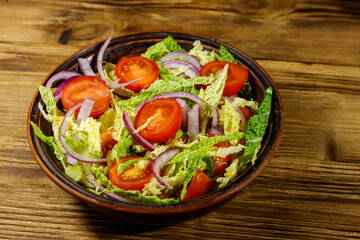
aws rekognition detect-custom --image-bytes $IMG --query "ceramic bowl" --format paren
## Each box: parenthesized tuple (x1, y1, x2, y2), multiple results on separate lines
(27, 31, 285, 225)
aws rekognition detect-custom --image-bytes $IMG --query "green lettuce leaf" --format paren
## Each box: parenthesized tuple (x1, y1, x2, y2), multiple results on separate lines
(60, 134, 101, 158)
(31, 121, 89, 184)
(39, 86, 58, 116)
(163, 35, 185, 52)
(141, 35, 185, 61)
(65, 165, 85, 182)
(117, 157, 148, 175)
(189, 40, 218, 65)
(69, 117, 102, 157)
(208, 143, 245, 159)
(218, 99, 241, 136)
(102, 62, 117, 82)
(242, 87, 273, 164)
(98, 107, 117, 132)
(179, 155, 203, 199)
(200, 155, 214, 178)
(216, 158, 240, 188)
(30, 121, 66, 166)
(238, 81, 254, 101)
(115, 128, 135, 160)
(168, 131, 244, 165)
(218, 45, 237, 63)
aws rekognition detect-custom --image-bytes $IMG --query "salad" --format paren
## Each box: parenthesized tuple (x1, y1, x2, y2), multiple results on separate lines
(31, 35, 272, 204)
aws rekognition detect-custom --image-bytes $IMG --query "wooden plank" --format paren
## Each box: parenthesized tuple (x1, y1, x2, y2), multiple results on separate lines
(0, 0, 360, 239)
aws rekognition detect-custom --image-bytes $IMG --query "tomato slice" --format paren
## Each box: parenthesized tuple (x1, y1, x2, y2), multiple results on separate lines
(61, 76, 111, 118)
(200, 61, 248, 97)
(100, 129, 117, 157)
(208, 134, 230, 177)
(183, 169, 212, 201)
(134, 98, 182, 143)
(241, 106, 253, 122)
(115, 56, 160, 93)
(109, 156, 155, 191)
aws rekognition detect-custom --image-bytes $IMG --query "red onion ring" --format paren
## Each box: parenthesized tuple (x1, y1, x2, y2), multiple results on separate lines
(95, 37, 142, 89)
(78, 58, 96, 76)
(160, 51, 201, 71)
(153, 148, 180, 189)
(162, 60, 199, 78)
(135, 91, 205, 112)
(53, 76, 78, 102)
(107, 78, 141, 89)
(235, 106, 247, 125)
(208, 126, 225, 135)
(45, 71, 81, 89)
(85, 174, 135, 203)
(97, 37, 112, 84)
(211, 105, 219, 127)
(76, 98, 95, 125)
(59, 103, 110, 163)
(176, 98, 190, 131)
(113, 88, 133, 99)
(66, 154, 78, 166)
(187, 104, 200, 140)
(122, 110, 155, 152)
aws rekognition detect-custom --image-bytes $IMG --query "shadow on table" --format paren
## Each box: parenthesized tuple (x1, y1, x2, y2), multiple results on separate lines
(79, 202, 172, 237)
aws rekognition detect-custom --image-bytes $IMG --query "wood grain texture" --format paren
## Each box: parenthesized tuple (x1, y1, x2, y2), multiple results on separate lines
(0, 0, 359, 239)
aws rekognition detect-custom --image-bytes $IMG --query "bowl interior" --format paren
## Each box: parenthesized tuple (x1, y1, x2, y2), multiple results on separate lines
(28, 31, 284, 215)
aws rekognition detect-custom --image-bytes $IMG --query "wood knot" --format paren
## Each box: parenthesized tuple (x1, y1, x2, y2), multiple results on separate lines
(59, 24, 107, 45)
(327, 138, 338, 162)
(59, 28, 72, 45)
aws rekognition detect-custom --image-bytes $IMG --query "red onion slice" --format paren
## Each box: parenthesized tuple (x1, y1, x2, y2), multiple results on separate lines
(208, 126, 225, 135)
(76, 98, 95, 125)
(59, 103, 110, 163)
(78, 58, 96, 76)
(187, 104, 200, 140)
(236, 106, 247, 133)
(160, 51, 201, 71)
(122, 110, 155, 152)
(59, 102, 81, 134)
(53, 76, 78, 102)
(95, 37, 141, 89)
(153, 148, 180, 189)
(85, 174, 135, 203)
(135, 91, 205, 112)
(45, 71, 81, 89)
(97, 37, 112, 84)
(176, 98, 190, 131)
(66, 154, 78, 166)
(113, 88, 133, 99)
(162, 60, 199, 78)
(211, 105, 219, 127)
(235, 106, 247, 124)
(107, 78, 141, 89)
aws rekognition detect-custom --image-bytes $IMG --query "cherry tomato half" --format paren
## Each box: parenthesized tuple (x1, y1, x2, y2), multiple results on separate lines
(134, 98, 183, 143)
(109, 156, 155, 191)
(183, 169, 212, 201)
(208, 134, 230, 177)
(100, 129, 117, 157)
(115, 56, 160, 93)
(241, 106, 253, 122)
(61, 76, 111, 118)
(200, 61, 248, 97)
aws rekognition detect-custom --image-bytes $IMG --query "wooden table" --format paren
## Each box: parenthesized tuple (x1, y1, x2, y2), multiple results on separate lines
(1, 0, 359, 239)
